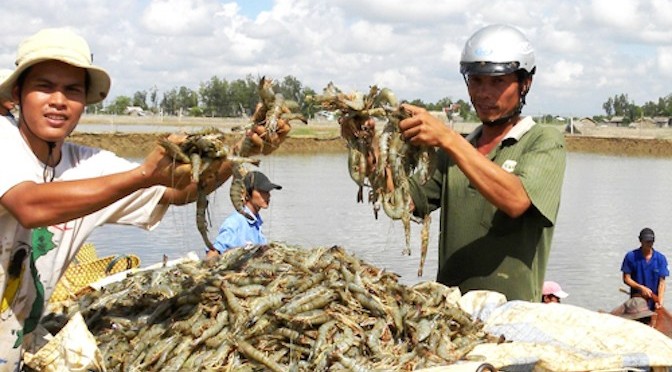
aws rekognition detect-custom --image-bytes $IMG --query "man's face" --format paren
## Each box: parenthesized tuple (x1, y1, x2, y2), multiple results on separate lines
(466, 72, 526, 123)
(15, 60, 87, 143)
(542, 294, 560, 303)
(250, 189, 271, 210)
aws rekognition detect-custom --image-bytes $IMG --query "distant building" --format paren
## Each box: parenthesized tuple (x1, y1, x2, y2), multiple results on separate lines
(607, 116, 624, 127)
(566, 117, 596, 134)
(314, 110, 336, 121)
(628, 116, 670, 128)
(630, 117, 656, 129)
(124, 106, 146, 116)
(653, 116, 670, 128)
(444, 103, 461, 122)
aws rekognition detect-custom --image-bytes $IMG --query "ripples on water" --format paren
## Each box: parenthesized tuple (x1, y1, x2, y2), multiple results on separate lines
(88, 152, 672, 312)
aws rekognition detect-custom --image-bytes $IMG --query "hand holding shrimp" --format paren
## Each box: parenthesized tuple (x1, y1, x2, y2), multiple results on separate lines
(399, 103, 455, 148)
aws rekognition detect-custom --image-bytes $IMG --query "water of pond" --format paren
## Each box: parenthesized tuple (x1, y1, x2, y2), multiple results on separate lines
(87, 152, 672, 312)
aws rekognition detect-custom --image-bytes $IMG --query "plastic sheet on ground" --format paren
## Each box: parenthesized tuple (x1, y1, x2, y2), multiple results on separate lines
(453, 291, 672, 371)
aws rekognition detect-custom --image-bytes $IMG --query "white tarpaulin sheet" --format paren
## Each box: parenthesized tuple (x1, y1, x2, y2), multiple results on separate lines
(449, 291, 672, 371)
(23, 312, 105, 372)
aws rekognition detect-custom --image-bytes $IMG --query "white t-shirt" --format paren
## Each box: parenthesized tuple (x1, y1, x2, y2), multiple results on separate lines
(0, 118, 168, 369)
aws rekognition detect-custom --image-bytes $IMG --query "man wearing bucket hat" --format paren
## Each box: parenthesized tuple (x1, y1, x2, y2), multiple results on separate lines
(208, 171, 282, 258)
(0, 28, 241, 367)
(621, 227, 669, 310)
(0, 68, 17, 124)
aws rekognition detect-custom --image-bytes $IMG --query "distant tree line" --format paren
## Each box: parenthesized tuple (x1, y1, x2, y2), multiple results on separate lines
(88, 75, 475, 121)
(600, 93, 672, 125)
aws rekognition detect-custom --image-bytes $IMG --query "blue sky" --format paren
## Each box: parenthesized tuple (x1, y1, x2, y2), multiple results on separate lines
(2, 0, 672, 118)
(237, 0, 273, 18)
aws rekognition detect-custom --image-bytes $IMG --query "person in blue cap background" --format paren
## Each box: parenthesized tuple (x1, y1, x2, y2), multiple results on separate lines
(621, 227, 669, 310)
(207, 171, 282, 258)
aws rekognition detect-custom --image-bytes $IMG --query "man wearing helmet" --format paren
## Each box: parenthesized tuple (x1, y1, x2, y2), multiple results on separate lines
(399, 24, 566, 302)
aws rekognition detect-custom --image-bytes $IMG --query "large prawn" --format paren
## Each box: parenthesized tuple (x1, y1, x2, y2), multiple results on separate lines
(310, 83, 438, 276)
(237, 76, 306, 157)
(159, 129, 259, 251)
(228, 162, 253, 221)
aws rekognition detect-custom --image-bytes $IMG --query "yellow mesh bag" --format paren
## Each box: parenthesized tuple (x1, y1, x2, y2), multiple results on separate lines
(73, 242, 98, 264)
(50, 254, 140, 303)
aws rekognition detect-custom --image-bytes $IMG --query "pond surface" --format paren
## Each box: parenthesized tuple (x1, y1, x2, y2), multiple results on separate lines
(87, 152, 672, 312)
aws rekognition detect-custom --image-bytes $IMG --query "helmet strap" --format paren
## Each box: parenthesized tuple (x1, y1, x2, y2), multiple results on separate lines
(482, 105, 521, 127)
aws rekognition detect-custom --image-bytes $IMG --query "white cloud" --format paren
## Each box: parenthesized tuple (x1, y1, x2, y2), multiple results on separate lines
(440, 41, 462, 66)
(651, 0, 672, 26)
(590, 0, 639, 29)
(538, 25, 581, 54)
(2, 0, 672, 117)
(142, 0, 218, 35)
(540, 60, 584, 88)
(334, 0, 469, 22)
(345, 21, 396, 54)
(656, 47, 672, 78)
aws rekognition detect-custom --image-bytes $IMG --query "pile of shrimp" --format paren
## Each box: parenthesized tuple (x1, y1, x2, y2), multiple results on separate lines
(51, 243, 496, 371)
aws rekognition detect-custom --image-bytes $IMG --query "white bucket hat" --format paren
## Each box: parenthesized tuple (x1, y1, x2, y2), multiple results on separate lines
(0, 69, 13, 81)
(0, 68, 14, 101)
(0, 28, 111, 104)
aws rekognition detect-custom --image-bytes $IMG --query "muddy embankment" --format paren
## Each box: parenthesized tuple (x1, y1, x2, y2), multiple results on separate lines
(71, 115, 672, 158)
(563, 135, 672, 157)
(68, 132, 672, 159)
(68, 132, 346, 158)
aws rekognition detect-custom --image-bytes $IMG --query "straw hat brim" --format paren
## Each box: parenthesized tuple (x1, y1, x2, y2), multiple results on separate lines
(0, 56, 110, 105)
(621, 308, 655, 320)
(611, 301, 656, 320)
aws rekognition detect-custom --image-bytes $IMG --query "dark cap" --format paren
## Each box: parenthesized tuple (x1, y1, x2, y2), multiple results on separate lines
(639, 227, 655, 242)
(244, 171, 282, 193)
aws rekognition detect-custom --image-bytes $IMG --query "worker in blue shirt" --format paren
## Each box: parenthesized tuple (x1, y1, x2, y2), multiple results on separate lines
(621, 227, 669, 310)
(207, 171, 281, 258)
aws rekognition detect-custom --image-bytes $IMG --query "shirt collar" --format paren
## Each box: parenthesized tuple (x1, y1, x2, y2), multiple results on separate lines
(466, 116, 536, 144)
(243, 205, 262, 225)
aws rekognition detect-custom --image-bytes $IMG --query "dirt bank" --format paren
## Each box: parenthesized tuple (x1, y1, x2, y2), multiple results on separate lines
(68, 132, 347, 158)
(68, 131, 672, 159)
(563, 135, 672, 157)
(73, 114, 672, 158)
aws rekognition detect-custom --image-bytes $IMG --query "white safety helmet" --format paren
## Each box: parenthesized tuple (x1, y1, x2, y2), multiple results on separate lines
(460, 24, 535, 77)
